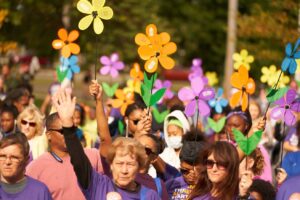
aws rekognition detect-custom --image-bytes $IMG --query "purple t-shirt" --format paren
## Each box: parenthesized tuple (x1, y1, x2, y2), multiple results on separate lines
(166, 176, 195, 200)
(83, 170, 160, 200)
(192, 194, 211, 200)
(0, 176, 52, 200)
(276, 175, 300, 200)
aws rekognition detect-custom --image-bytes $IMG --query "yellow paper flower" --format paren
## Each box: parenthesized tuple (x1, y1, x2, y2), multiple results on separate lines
(260, 65, 290, 88)
(0, 9, 8, 28)
(296, 59, 300, 73)
(205, 71, 218, 86)
(77, 0, 113, 34)
(233, 49, 254, 70)
(123, 79, 141, 94)
(135, 24, 177, 73)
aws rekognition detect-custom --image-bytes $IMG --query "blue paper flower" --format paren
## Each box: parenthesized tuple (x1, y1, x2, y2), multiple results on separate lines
(208, 88, 228, 113)
(60, 55, 80, 80)
(281, 38, 300, 74)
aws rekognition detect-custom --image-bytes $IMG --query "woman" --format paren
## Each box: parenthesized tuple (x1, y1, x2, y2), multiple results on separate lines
(189, 141, 240, 200)
(17, 104, 47, 160)
(160, 110, 190, 169)
(53, 89, 160, 199)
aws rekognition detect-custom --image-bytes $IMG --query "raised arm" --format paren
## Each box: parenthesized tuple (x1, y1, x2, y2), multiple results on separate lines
(89, 80, 112, 157)
(52, 89, 92, 189)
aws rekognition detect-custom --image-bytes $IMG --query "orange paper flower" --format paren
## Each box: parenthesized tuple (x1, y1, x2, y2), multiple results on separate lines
(230, 65, 255, 111)
(52, 28, 80, 58)
(135, 24, 177, 73)
(111, 89, 134, 116)
(130, 63, 144, 82)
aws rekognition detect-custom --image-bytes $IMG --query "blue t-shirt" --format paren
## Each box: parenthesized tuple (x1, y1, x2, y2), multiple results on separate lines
(282, 151, 300, 177)
(166, 176, 194, 200)
(0, 176, 52, 200)
(83, 170, 160, 200)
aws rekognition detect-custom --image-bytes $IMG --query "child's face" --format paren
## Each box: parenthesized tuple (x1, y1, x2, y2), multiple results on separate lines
(224, 115, 248, 141)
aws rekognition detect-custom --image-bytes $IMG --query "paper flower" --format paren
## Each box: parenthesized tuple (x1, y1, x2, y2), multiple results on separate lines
(281, 38, 300, 74)
(178, 76, 215, 117)
(261, 65, 290, 88)
(230, 65, 255, 111)
(99, 53, 124, 78)
(60, 55, 80, 80)
(0, 9, 9, 27)
(209, 88, 228, 113)
(270, 89, 300, 126)
(111, 89, 134, 116)
(135, 24, 177, 73)
(188, 58, 208, 83)
(123, 79, 141, 94)
(153, 79, 174, 100)
(233, 49, 254, 70)
(205, 71, 218, 86)
(233, 129, 263, 155)
(52, 28, 80, 58)
(207, 117, 226, 133)
(77, 0, 113, 34)
(130, 63, 144, 82)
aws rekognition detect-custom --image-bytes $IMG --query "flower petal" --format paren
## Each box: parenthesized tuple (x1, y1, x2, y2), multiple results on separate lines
(161, 42, 177, 56)
(112, 99, 123, 108)
(144, 57, 158, 73)
(185, 100, 197, 117)
(58, 28, 68, 41)
(286, 89, 297, 105)
(270, 107, 284, 120)
(78, 15, 93, 30)
(100, 56, 111, 65)
(178, 87, 195, 102)
(146, 24, 157, 37)
(198, 100, 210, 116)
(99, 6, 113, 20)
(284, 110, 296, 126)
(69, 55, 78, 65)
(291, 100, 300, 112)
(199, 88, 215, 101)
(191, 77, 204, 95)
(230, 90, 242, 108)
(115, 89, 125, 100)
(110, 68, 119, 78)
(100, 66, 111, 75)
(160, 32, 170, 45)
(110, 53, 119, 62)
(61, 45, 71, 58)
(71, 65, 80, 73)
(241, 92, 248, 111)
(135, 33, 151, 46)
(158, 55, 175, 70)
(113, 62, 125, 70)
(138, 46, 155, 60)
(77, 0, 93, 14)
(92, 0, 105, 10)
(93, 17, 104, 34)
(52, 40, 64, 50)
(68, 30, 79, 42)
(246, 78, 255, 94)
(69, 43, 80, 55)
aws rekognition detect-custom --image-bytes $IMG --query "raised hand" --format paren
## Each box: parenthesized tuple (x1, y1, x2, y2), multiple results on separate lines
(52, 88, 76, 127)
(275, 168, 287, 185)
(239, 170, 253, 196)
(89, 80, 103, 101)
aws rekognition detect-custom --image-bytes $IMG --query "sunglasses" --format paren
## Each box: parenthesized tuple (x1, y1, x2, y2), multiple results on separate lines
(21, 119, 36, 127)
(205, 159, 227, 170)
(144, 147, 155, 156)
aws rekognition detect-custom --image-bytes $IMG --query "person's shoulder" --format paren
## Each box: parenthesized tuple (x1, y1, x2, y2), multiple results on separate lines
(26, 176, 50, 191)
(142, 185, 160, 199)
(84, 148, 99, 156)
(26, 153, 52, 171)
(166, 175, 184, 186)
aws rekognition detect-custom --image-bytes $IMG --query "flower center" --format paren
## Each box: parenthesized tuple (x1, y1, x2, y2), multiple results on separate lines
(155, 52, 160, 57)
(242, 86, 246, 92)
(285, 104, 290, 109)
(195, 96, 199, 100)
(92, 11, 98, 18)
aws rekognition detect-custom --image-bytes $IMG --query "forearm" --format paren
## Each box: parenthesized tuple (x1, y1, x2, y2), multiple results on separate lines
(62, 126, 92, 189)
(96, 99, 112, 157)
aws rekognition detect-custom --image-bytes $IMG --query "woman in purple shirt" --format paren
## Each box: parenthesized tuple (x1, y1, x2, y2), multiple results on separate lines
(188, 141, 240, 200)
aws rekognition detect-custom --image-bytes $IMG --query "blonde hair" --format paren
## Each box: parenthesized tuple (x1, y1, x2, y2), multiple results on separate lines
(107, 137, 147, 170)
(17, 104, 45, 137)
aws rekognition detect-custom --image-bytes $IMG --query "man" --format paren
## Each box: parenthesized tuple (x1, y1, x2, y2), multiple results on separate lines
(0, 105, 18, 138)
(0, 132, 52, 199)
(26, 112, 103, 200)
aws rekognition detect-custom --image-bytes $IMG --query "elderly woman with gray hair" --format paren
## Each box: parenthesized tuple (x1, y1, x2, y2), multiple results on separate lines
(52, 89, 160, 200)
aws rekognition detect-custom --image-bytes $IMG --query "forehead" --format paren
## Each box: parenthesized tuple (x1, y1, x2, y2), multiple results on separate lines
(0, 144, 23, 155)
(227, 115, 245, 123)
(1, 112, 14, 118)
(129, 109, 143, 118)
(207, 153, 215, 160)
(114, 150, 137, 162)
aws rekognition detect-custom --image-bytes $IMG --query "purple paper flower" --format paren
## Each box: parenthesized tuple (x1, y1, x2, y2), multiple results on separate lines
(153, 79, 174, 101)
(178, 76, 215, 117)
(188, 58, 208, 84)
(270, 89, 300, 126)
(99, 53, 125, 78)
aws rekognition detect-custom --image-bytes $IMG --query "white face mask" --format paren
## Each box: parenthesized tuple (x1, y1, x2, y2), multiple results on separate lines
(167, 136, 183, 149)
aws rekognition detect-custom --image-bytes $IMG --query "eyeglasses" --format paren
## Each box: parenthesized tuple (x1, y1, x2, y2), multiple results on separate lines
(47, 128, 63, 134)
(0, 155, 23, 163)
(21, 119, 36, 127)
(144, 147, 156, 156)
(205, 159, 227, 170)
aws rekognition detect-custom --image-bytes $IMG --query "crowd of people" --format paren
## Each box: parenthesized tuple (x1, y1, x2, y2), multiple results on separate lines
(0, 73, 299, 200)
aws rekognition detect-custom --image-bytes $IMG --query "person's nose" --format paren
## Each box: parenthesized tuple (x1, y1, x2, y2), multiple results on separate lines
(120, 164, 128, 174)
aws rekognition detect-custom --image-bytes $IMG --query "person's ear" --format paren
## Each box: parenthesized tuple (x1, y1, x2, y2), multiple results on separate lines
(124, 117, 128, 125)
(46, 131, 51, 141)
(247, 157, 255, 169)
